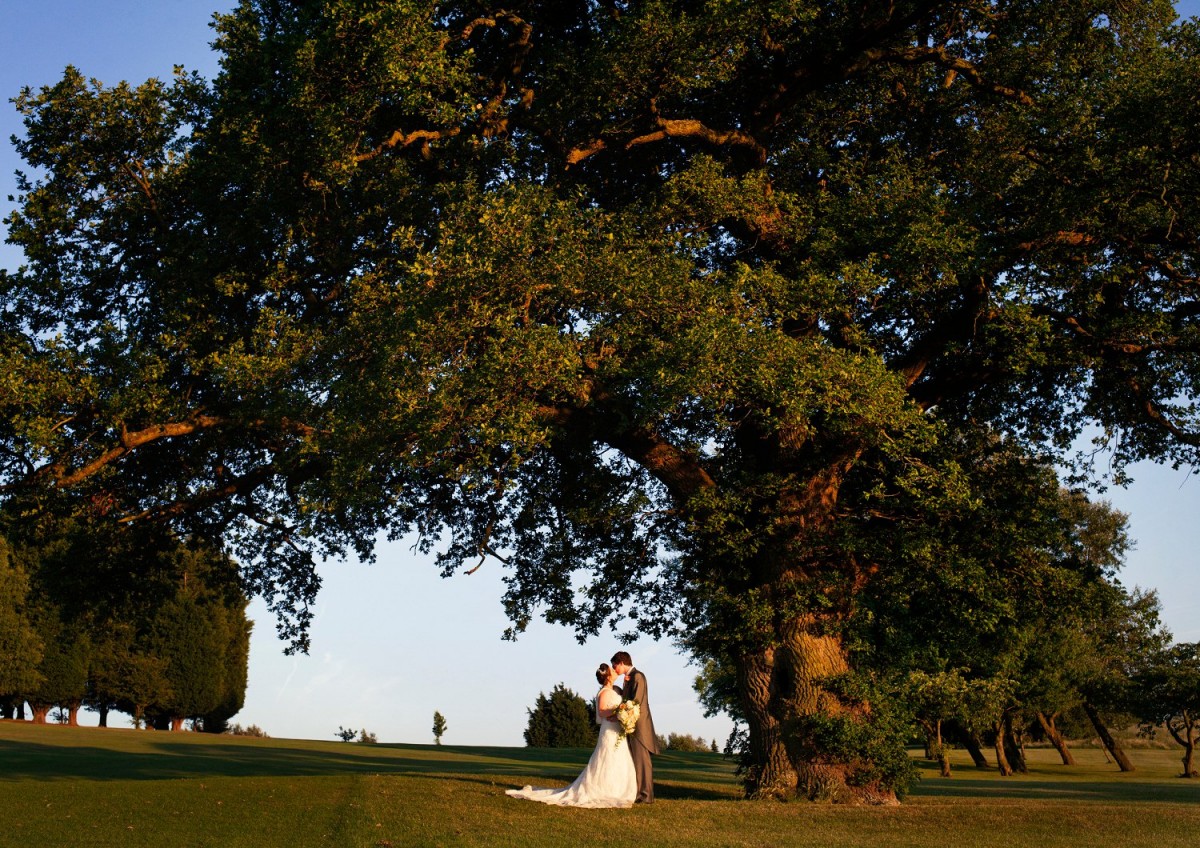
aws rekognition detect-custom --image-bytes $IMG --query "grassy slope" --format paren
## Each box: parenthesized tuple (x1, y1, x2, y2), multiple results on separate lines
(1, 721, 1197, 848)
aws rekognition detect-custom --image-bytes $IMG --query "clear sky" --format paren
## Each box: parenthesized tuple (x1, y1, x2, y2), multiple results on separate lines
(2, 1, 1197, 746)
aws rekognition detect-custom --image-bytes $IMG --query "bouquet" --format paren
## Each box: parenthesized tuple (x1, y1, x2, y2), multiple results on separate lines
(614, 700, 640, 748)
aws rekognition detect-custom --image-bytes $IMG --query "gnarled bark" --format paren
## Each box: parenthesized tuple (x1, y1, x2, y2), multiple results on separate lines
(737, 613, 898, 804)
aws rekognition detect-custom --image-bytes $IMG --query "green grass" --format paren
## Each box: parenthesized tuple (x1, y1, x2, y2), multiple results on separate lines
(2, 721, 1197, 848)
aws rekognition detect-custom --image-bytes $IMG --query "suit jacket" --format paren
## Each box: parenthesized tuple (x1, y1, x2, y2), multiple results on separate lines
(622, 668, 661, 754)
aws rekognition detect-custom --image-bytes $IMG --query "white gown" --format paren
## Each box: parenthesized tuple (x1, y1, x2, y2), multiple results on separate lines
(506, 686, 637, 808)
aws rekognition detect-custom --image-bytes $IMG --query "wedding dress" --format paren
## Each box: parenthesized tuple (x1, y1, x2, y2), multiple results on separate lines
(506, 687, 637, 808)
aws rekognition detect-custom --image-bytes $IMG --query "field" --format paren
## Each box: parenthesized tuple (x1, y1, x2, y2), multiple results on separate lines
(1, 721, 1197, 848)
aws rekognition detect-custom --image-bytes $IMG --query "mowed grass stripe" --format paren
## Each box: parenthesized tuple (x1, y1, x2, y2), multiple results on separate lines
(2, 721, 1197, 848)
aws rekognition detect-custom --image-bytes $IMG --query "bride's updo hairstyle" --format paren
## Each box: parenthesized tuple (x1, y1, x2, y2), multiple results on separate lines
(596, 663, 612, 685)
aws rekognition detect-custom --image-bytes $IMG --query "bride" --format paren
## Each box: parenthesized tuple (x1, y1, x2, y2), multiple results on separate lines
(506, 663, 637, 808)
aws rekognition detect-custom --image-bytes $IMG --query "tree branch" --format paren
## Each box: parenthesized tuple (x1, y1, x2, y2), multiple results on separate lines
(1127, 377, 1200, 447)
(51, 414, 226, 488)
(568, 116, 767, 167)
(602, 423, 718, 502)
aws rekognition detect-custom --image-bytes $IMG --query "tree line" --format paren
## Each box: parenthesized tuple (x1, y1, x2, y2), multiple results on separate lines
(0, 518, 250, 732)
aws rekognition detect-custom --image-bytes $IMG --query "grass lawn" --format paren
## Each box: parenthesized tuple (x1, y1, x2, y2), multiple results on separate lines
(1, 721, 1197, 848)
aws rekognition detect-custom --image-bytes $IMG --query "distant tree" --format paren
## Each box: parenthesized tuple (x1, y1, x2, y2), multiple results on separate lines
(357, 728, 378, 744)
(199, 605, 252, 734)
(1134, 643, 1200, 778)
(666, 733, 711, 753)
(523, 684, 596, 748)
(432, 710, 447, 746)
(116, 649, 172, 730)
(0, 536, 42, 705)
(1079, 588, 1172, 772)
(226, 723, 269, 737)
(147, 593, 226, 730)
(143, 544, 251, 732)
(904, 669, 1012, 777)
(336, 726, 356, 742)
(25, 603, 89, 725)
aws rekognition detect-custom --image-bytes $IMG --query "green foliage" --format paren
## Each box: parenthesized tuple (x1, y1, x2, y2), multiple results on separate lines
(789, 673, 918, 800)
(523, 683, 597, 748)
(665, 733, 713, 753)
(1133, 642, 1200, 776)
(25, 603, 90, 717)
(0, 536, 43, 696)
(335, 726, 356, 742)
(4, 0, 1200, 798)
(432, 710, 447, 745)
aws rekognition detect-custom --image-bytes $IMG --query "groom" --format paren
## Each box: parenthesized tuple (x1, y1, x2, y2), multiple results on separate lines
(611, 651, 660, 804)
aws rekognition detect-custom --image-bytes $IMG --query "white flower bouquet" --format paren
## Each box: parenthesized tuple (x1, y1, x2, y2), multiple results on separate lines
(614, 699, 640, 747)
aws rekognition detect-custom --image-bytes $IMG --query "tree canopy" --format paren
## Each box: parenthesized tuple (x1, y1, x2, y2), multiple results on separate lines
(3, 0, 1200, 799)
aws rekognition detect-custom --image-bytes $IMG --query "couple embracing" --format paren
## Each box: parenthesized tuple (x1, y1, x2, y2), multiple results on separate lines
(506, 651, 659, 808)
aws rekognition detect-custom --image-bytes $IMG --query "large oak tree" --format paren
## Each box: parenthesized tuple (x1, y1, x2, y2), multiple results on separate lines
(3, 1, 1200, 800)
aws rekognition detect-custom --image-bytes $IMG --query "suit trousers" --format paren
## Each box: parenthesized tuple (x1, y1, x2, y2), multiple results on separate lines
(629, 734, 654, 802)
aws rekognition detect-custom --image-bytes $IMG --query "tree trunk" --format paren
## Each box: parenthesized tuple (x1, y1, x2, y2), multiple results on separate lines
(935, 718, 951, 777)
(992, 720, 1013, 776)
(737, 615, 898, 804)
(98, 704, 109, 727)
(1003, 712, 1027, 774)
(957, 727, 990, 769)
(29, 703, 50, 724)
(66, 702, 81, 727)
(1170, 714, 1197, 778)
(739, 645, 800, 799)
(920, 720, 951, 776)
(170, 716, 185, 732)
(1036, 710, 1076, 765)
(1082, 701, 1135, 772)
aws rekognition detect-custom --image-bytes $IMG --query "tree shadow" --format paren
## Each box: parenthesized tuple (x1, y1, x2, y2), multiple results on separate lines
(0, 731, 742, 802)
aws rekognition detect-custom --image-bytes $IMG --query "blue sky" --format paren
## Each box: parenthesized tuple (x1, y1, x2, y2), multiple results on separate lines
(2, 1, 1198, 745)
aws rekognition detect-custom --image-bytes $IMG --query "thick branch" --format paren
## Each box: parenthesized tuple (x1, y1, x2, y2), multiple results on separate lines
(43, 415, 322, 489)
(52, 415, 226, 488)
(603, 424, 718, 501)
(569, 117, 768, 167)
(355, 128, 459, 163)
(536, 401, 715, 502)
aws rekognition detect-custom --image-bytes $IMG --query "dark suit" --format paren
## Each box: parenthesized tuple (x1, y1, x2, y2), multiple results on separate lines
(622, 668, 660, 803)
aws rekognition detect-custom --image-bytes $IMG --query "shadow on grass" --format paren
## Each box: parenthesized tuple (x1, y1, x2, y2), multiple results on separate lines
(0, 732, 739, 802)
(907, 759, 1200, 805)
(914, 777, 1200, 804)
